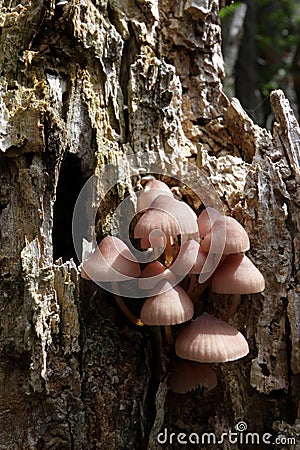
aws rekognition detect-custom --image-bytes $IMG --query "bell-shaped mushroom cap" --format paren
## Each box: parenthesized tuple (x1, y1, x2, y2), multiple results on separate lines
(150, 195, 198, 236)
(81, 236, 141, 282)
(137, 180, 173, 212)
(171, 240, 207, 275)
(141, 280, 194, 325)
(134, 209, 180, 238)
(197, 207, 221, 238)
(175, 312, 249, 363)
(138, 261, 177, 290)
(201, 216, 250, 254)
(144, 180, 171, 190)
(168, 359, 217, 393)
(211, 253, 265, 294)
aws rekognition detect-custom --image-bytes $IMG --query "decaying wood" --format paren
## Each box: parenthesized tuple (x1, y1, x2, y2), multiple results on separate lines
(0, 0, 299, 449)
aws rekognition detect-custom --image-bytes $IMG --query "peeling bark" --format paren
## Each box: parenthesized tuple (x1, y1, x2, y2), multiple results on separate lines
(0, 1, 299, 449)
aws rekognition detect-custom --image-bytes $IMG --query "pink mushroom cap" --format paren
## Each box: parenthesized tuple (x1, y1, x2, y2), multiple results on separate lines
(197, 207, 221, 238)
(137, 180, 173, 212)
(211, 253, 265, 294)
(135, 195, 199, 239)
(81, 236, 141, 282)
(201, 216, 250, 254)
(175, 312, 249, 363)
(134, 208, 180, 238)
(171, 240, 207, 275)
(140, 280, 194, 325)
(138, 261, 177, 290)
(150, 195, 199, 236)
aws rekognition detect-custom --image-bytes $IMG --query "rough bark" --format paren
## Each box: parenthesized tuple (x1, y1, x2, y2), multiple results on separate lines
(0, 1, 299, 449)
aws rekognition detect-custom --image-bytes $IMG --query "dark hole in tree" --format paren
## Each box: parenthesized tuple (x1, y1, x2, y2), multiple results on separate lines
(259, 362, 270, 377)
(52, 154, 85, 264)
(0, 201, 9, 214)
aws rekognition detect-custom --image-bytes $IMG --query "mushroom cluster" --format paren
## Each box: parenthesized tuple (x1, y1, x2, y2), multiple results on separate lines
(81, 177, 265, 394)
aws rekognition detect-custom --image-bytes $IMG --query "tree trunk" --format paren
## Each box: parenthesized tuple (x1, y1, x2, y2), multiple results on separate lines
(0, 1, 299, 449)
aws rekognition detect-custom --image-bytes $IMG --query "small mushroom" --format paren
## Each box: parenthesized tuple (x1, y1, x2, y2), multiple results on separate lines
(201, 216, 250, 255)
(150, 195, 198, 238)
(81, 236, 141, 282)
(175, 312, 249, 363)
(134, 208, 180, 241)
(141, 280, 194, 326)
(197, 207, 221, 239)
(135, 195, 198, 267)
(171, 239, 200, 276)
(168, 359, 217, 394)
(150, 195, 199, 264)
(138, 261, 176, 291)
(171, 240, 207, 298)
(137, 179, 173, 212)
(81, 236, 143, 326)
(141, 280, 194, 343)
(139, 229, 173, 261)
(134, 208, 179, 266)
(211, 253, 265, 319)
(211, 253, 265, 294)
(139, 260, 166, 277)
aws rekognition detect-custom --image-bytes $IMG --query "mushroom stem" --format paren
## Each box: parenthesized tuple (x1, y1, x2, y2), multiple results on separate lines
(164, 325, 174, 345)
(153, 246, 161, 260)
(112, 282, 144, 326)
(187, 274, 198, 296)
(181, 276, 189, 291)
(114, 294, 144, 326)
(222, 293, 241, 321)
(190, 280, 210, 303)
(181, 233, 193, 245)
(165, 236, 173, 267)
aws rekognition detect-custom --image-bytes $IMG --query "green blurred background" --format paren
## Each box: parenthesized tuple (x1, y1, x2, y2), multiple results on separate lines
(221, 0, 300, 127)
